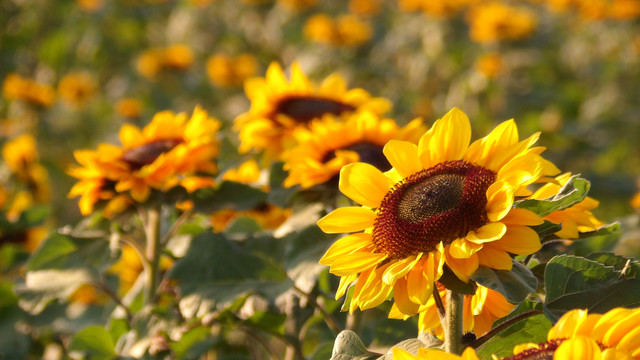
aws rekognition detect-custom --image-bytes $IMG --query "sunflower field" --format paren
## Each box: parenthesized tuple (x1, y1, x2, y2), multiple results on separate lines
(2, 0, 640, 359)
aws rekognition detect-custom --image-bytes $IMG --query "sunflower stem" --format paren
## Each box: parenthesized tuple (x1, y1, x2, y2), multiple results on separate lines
(144, 205, 162, 305)
(444, 290, 464, 355)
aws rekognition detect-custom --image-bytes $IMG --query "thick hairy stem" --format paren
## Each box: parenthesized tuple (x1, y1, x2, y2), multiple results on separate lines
(444, 290, 464, 355)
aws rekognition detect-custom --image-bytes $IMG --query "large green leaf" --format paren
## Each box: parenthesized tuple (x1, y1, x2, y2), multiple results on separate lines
(471, 260, 537, 303)
(26, 232, 112, 272)
(167, 232, 292, 317)
(514, 175, 589, 217)
(544, 254, 640, 321)
(192, 181, 268, 213)
(69, 325, 117, 360)
(475, 314, 552, 359)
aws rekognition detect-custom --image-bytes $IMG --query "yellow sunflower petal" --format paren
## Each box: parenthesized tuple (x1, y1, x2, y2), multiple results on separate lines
(393, 276, 421, 315)
(329, 251, 387, 276)
(490, 225, 541, 255)
(617, 326, 640, 357)
(601, 348, 633, 360)
(500, 208, 544, 226)
(548, 309, 588, 340)
(339, 162, 390, 207)
(392, 348, 416, 360)
(591, 307, 634, 343)
(466, 222, 507, 244)
(419, 108, 471, 168)
(477, 245, 513, 271)
(383, 140, 421, 178)
(319, 232, 372, 265)
(449, 239, 483, 259)
(602, 309, 640, 348)
(317, 207, 376, 233)
(465, 119, 519, 170)
(336, 273, 357, 299)
(382, 254, 421, 285)
(445, 251, 478, 283)
(406, 260, 433, 305)
(554, 336, 602, 360)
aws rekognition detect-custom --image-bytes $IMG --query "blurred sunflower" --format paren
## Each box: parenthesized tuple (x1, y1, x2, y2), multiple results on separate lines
(2, 73, 55, 108)
(116, 98, 143, 119)
(393, 347, 479, 360)
(3, 134, 50, 202)
(475, 53, 504, 78)
(109, 244, 173, 295)
(398, 0, 473, 17)
(304, 14, 373, 47)
(529, 172, 602, 239)
(389, 283, 514, 338)
(283, 111, 425, 189)
(349, 0, 381, 17)
(58, 71, 98, 109)
(67, 145, 132, 217)
(136, 44, 194, 80)
(467, 3, 537, 43)
(69, 106, 220, 213)
(277, 0, 317, 11)
(234, 62, 391, 160)
(317, 108, 560, 314)
(206, 53, 259, 88)
(210, 159, 291, 232)
(509, 307, 640, 359)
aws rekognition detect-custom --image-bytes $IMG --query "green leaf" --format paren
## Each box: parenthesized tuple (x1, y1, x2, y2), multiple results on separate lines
(167, 232, 292, 316)
(544, 254, 640, 321)
(514, 175, 589, 217)
(438, 265, 477, 295)
(170, 326, 212, 359)
(531, 221, 562, 242)
(26, 233, 77, 271)
(192, 181, 268, 213)
(471, 260, 537, 303)
(26, 232, 112, 272)
(330, 330, 378, 360)
(243, 311, 286, 336)
(475, 314, 552, 359)
(284, 225, 336, 293)
(69, 325, 117, 360)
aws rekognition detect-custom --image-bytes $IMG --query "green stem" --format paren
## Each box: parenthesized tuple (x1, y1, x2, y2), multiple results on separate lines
(444, 290, 464, 355)
(144, 205, 162, 305)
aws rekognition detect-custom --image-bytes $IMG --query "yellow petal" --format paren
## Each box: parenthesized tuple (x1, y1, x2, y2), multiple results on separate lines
(339, 162, 390, 207)
(617, 326, 640, 357)
(602, 309, 640, 348)
(419, 107, 471, 168)
(465, 119, 519, 169)
(501, 208, 544, 226)
(477, 245, 513, 271)
(382, 254, 421, 285)
(445, 250, 478, 283)
(591, 308, 634, 343)
(317, 207, 376, 233)
(491, 225, 541, 255)
(554, 337, 602, 360)
(392, 348, 416, 360)
(406, 260, 433, 305)
(449, 238, 483, 258)
(319, 233, 372, 265)
(383, 140, 421, 178)
(329, 251, 387, 276)
(393, 276, 420, 316)
(336, 273, 357, 299)
(548, 309, 588, 340)
(466, 222, 507, 244)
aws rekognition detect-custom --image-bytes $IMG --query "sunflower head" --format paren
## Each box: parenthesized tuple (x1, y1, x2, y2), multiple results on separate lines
(234, 61, 392, 160)
(318, 108, 560, 314)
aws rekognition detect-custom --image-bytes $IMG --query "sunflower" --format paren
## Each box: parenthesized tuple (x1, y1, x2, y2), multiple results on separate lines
(2, 134, 50, 203)
(58, 71, 98, 109)
(67, 144, 132, 217)
(529, 172, 602, 239)
(393, 347, 479, 360)
(508, 307, 640, 359)
(210, 159, 291, 232)
(114, 105, 220, 202)
(389, 283, 515, 338)
(283, 111, 425, 189)
(466, 3, 537, 43)
(317, 108, 560, 314)
(206, 53, 259, 88)
(234, 61, 392, 160)
(2, 73, 56, 108)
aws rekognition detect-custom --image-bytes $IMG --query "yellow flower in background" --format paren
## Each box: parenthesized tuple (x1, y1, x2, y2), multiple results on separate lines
(2, 134, 50, 202)
(58, 71, 98, 109)
(114, 106, 220, 202)
(116, 98, 143, 118)
(467, 3, 537, 43)
(393, 347, 479, 360)
(475, 53, 504, 78)
(349, 0, 381, 17)
(210, 159, 291, 232)
(76, 0, 104, 12)
(283, 111, 425, 189)
(529, 172, 602, 239)
(317, 108, 560, 314)
(277, 0, 317, 11)
(136, 44, 194, 80)
(397, 0, 473, 17)
(2, 73, 55, 107)
(67, 145, 131, 216)
(390, 284, 515, 338)
(234, 62, 391, 160)
(108, 244, 173, 295)
(610, 0, 640, 19)
(206, 53, 259, 88)
(511, 307, 640, 359)
(304, 14, 373, 47)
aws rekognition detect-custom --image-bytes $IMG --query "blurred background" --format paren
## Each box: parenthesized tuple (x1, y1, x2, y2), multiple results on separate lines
(2, 0, 640, 232)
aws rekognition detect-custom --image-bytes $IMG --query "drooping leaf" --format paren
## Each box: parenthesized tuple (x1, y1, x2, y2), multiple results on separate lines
(514, 175, 590, 217)
(475, 314, 552, 359)
(26, 232, 112, 272)
(167, 232, 292, 317)
(69, 325, 117, 360)
(544, 254, 640, 321)
(439, 265, 477, 295)
(471, 260, 538, 303)
(243, 311, 287, 336)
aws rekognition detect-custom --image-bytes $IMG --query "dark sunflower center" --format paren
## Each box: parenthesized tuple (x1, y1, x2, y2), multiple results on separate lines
(122, 139, 182, 170)
(322, 142, 391, 172)
(272, 96, 355, 123)
(372, 160, 496, 259)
